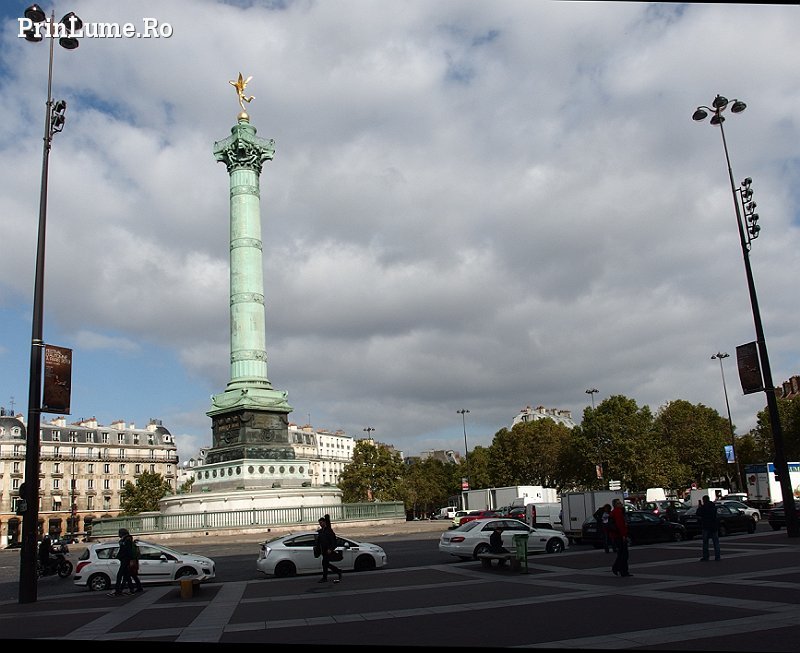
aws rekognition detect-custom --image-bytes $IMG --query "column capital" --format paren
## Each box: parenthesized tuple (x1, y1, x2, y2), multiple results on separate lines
(213, 119, 275, 175)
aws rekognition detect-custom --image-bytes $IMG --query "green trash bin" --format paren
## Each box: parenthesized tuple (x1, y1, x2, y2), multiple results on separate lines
(512, 533, 529, 573)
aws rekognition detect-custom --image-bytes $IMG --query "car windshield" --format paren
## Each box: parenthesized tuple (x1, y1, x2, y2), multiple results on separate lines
(454, 521, 482, 532)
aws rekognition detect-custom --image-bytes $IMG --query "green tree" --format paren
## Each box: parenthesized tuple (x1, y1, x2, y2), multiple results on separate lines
(177, 476, 195, 494)
(752, 397, 800, 462)
(463, 444, 492, 491)
(119, 471, 173, 515)
(338, 441, 405, 503)
(654, 399, 731, 489)
(487, 420, 571, 488)
(398, 457, 457, 518)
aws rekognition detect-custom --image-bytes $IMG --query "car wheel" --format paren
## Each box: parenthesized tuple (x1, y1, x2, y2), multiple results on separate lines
(473, 543, 491, 559)
(718, 524, 727, 537)
(175, 567, 198, 580)
(88, 573, 111, 591)
(546, 538, 565, 554)
(747, 520, 756, 534)
(354, 554, 376, 572)
(273, 560, 296, 578)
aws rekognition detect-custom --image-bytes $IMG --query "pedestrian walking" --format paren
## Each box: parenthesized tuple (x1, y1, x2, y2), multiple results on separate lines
(697, 495, 721, 561)
(316, 514, 342, 584)
(609, 498, 632, 577)
(594, 504, 614, 553)
(108, 528, 142, 596)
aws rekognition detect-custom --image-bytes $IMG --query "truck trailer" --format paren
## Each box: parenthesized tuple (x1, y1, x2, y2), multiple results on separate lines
(560, 490, 624, 542)
(744, 462, 800, 509)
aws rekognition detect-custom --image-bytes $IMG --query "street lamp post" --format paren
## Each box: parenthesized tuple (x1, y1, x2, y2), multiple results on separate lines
(711, 352, 745, 491)
(585, 388, 602, 481)
(19, 4, 83, 603)
(457, 409, 470, 489)
(693, 94, 798, 537)
(362, 428, 376, 501)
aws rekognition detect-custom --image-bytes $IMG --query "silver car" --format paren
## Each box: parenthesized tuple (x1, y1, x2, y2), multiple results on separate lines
(73, 540, 216, 591)
(257, 531, 387, 578)
(439, 518, 569, 560)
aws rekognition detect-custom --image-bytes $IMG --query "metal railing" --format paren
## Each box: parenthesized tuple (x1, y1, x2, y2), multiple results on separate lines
(88, 501, 406, 537)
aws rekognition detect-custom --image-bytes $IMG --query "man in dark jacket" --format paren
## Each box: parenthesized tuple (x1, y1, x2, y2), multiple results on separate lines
(109, 528, 142, 596)
(317, 514, 342, 584)
(697, 495, 721, 561)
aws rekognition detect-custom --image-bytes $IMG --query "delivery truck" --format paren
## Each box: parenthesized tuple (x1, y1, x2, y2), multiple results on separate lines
(462, 485, 558, 511)
(745, 462, 800, 509)
(560, 490, 624, 542)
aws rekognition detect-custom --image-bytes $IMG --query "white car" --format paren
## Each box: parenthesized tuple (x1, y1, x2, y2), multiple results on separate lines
(74, 540, 216, 591)
(721, 499, 761, 522)
(439, 518, 569, 560)
(451, 510, 472, 528)
(257, 531, 388, 577)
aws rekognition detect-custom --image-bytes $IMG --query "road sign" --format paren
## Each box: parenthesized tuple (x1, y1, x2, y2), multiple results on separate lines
(608, 480, 621, 490)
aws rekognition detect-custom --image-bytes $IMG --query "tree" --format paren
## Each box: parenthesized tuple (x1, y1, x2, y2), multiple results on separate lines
(654, 399, 731, 490)
(119, 471, 173, 515)
(398, 457, 457, 518)
(338, 441, 405, 503)
(752, 397, 800, 463)
(487, 420, 571, 488)
(177, 476, 195, 494)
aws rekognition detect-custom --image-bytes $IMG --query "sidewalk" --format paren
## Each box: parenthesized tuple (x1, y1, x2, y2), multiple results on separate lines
(1, 528, 798, 648)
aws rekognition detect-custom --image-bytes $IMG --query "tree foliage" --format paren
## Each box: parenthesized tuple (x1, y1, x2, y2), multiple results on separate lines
(338, 440, 405, 503)
(752, 397, 800, 463)
(119, 471, 173, 515)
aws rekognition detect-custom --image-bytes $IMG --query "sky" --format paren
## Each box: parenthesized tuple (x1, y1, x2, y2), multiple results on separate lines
(1, 1, 799, 465)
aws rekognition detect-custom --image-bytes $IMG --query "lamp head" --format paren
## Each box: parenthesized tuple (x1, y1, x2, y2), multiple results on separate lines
(59, 36, 79, 50)
(60, 12, 83, 32)
(24, 4, 46, 23)
(730, 100, 746, 113)
(692, 108, 708, 122)
(712, 95, 729, 110)
(23, 28, 43, 42)
(709, 114, 724, 125)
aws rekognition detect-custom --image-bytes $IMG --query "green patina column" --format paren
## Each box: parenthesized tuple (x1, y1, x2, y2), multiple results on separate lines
(205, 76, 293, 467)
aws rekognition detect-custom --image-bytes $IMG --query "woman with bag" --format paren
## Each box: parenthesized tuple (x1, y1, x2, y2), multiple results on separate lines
(316, 514, 342, 584)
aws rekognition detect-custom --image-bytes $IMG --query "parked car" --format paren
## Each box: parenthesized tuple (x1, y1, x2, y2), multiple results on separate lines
(766, 500, 800, 531)
(458, 510, 503, 526)
(256, 531, 387, 577)
(639, 500, 688, 520)
(720, 500, 761, 522)
(679, 503, 757, 538)
(74, 540, 216, 591)
(439, 517, 568, 560)
(451, 510, 472, 528)
(502, 506, 528, 522)
(581, 510, 687, 547)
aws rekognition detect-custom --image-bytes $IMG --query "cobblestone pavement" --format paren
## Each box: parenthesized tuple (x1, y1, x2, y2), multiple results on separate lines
(0, 527, 798, 649)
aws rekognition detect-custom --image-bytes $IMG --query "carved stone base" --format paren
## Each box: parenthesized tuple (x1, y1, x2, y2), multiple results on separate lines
(206, 408, 291, 465)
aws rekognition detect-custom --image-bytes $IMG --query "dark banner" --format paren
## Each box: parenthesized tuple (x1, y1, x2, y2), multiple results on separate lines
(42, 344, 72, 414)
(736, 341, 763, 395)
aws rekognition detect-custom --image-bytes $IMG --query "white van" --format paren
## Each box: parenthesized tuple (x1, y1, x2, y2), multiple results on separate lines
(434, 507, 459, 521)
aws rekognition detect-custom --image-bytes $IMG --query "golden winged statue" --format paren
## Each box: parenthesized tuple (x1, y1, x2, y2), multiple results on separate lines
(229, 73, 255, 114)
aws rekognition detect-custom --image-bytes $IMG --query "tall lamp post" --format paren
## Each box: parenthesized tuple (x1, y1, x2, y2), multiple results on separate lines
(362, 427, 376, 500)
(693, 94, 798, 537)
(457, 409, 470, 490)
(585, 388, 602, 481)
(19, 4, 83, 603)
(711, 352, 745, 491)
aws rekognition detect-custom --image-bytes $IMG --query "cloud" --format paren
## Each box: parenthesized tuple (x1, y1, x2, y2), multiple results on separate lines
(1, 1, 798, 463)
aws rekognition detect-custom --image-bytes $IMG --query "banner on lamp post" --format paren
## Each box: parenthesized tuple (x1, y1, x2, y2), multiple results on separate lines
(736, 342, 763, 395)
(42, 344, 72, 414)
(724, 445, 735, 463)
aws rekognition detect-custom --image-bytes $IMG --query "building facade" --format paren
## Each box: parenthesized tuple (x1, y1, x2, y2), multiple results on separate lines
(0, 410, 178, 547)
(511, 405, 576, 429)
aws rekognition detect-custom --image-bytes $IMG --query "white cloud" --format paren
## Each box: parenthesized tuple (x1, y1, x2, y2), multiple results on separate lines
(1, 1, 798, 463)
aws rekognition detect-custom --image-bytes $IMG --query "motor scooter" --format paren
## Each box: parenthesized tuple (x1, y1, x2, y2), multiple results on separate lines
(37, 541, 73, 579)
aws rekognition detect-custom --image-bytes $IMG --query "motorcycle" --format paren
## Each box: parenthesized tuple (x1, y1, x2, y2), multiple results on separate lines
(37, 542, 73, 579)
